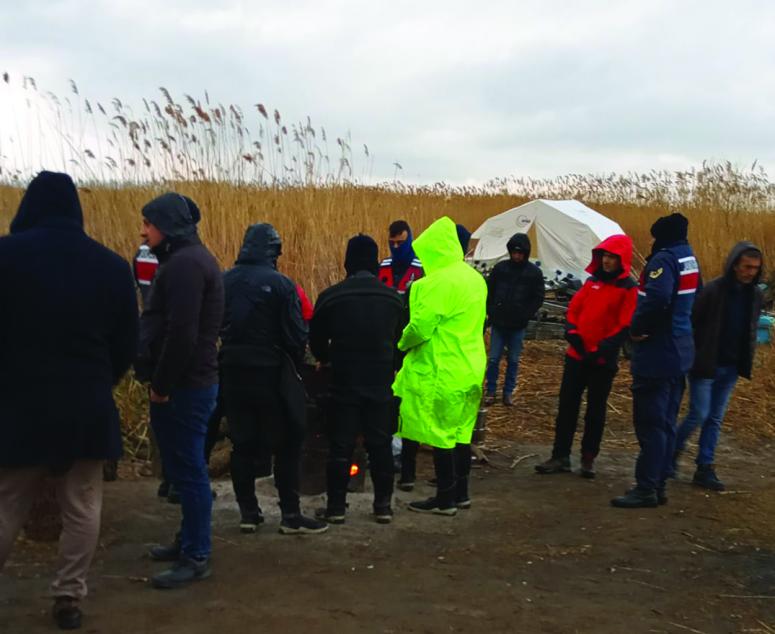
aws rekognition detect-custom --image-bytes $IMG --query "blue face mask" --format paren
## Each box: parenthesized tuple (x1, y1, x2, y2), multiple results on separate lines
(389, 229, 415, 265)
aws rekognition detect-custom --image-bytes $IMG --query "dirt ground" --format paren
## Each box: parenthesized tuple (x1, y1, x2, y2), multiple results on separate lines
(2, 343, 775, 633)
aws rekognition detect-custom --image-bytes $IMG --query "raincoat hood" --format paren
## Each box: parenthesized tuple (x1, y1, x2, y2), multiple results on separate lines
(506, 233, 531, 259)
(389, 227, 416, 265)
(724, 241, 763, 283)
(412, 217, 463, 274)
(586, 234, 634, 281)
(456, 223, 471, 255)
(10, 171, 83, 234)
(142, 192, 200, 239)
(237, 223, 282, 267)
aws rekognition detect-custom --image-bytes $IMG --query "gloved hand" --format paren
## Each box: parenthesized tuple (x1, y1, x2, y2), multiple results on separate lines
(564, 324, 586, 357)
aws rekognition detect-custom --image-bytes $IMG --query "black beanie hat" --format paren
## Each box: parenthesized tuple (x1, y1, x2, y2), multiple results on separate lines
(344, 234, 379, 276)
(650, 212, 688, 248)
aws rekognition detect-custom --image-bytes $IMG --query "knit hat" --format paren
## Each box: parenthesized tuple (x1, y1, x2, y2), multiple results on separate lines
(344, 234, 379, 276)
(650, 212, 688, 251)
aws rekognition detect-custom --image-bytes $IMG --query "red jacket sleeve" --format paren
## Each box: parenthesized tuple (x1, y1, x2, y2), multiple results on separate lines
(296, 285, 314, 323)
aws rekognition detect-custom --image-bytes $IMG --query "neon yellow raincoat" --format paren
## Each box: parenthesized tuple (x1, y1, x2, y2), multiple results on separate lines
(393, 216, 487, 449)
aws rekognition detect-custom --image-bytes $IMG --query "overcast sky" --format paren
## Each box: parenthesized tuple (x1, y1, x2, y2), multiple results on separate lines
(1, 0, 774, 184)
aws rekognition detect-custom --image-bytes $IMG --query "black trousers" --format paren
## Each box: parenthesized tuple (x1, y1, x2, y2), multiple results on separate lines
(222, 367, 302, 517)
(552, 356, 617, 460)
(327, 397, 394, 512)
(400, 439, 419, 483)
(433, 444, 472, 507)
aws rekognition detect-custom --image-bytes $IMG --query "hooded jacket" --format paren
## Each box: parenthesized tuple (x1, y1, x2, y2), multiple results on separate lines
(564, 234, 638, 368)
(690, 241, 763, 380)
(486, 233, 545, 330)
(0, 171, 138, 467)
(220, 223, 308, 368)
(136, 194, 223, 396)
(392, 217, 488, 449)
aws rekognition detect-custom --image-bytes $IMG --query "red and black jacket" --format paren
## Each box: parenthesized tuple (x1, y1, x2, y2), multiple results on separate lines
(378, 256, 423, 294)
(565, 234, 638, 368)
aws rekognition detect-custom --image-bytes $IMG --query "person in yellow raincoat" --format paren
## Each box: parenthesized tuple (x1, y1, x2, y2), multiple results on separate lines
(393, 216, 487, 515)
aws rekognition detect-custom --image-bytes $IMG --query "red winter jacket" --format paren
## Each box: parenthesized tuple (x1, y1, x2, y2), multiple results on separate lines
(565, 234, 638, 367)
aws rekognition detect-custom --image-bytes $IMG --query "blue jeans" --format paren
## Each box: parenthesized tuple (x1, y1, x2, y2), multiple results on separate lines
(151, 384, 218, 560)
(632, 375, 685, 491)
(675, 366, 738, 466)
(486, 326, 526, 395)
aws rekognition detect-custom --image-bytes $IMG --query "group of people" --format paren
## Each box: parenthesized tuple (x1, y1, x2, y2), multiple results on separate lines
(0, 171, 764, 630)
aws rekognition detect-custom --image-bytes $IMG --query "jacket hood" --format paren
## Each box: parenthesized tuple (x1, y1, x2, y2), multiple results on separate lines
(142, 192, 200, 239)
(586, 234, 633, 280)
(724, 240, 763, 283)
(506, 233, 531, 259)
(456, 223, 471, 255)
(237, 223, 282, 267)
(345, 234, 379, 276)
(10, 171, 84, 234)
(412, 216, 463, 274)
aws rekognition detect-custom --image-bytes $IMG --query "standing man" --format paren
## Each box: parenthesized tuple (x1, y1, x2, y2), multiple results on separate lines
(485, 233, 545, 406)
(535, 235, 637, 478)
(674, 242, 763, 491)
(136, 193, 224, 588)
(612, 213, 699, 509)
(310, 235, 406, 524)
(378, 219, 424, 490)
(393, 217, 488, 516)
(0, 171, 138, 630)
(220, 223, 327, 535)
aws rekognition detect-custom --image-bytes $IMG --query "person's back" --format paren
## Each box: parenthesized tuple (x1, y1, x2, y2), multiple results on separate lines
(0, 171, 137, 630)
(0, 172, 138, 466)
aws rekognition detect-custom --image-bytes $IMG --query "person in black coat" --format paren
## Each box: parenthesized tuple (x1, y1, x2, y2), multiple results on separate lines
(0, 171, 138, 629)
(136, 193, 224, 589)
(220, 223, 327, 535)
(485, 233, 545, 406)
(310, 235, 406, 524)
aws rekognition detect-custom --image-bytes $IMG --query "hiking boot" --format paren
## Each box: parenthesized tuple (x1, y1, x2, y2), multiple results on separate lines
(534, 456, 571, 474)
(239, 508, 265, 533)
(692, 465, 725, 492)
(610, 487, 659, 509)
(483, 392, 496, 406)
(148, 534, 181, 562)
(279, 514, 330, 535)
(52, 596, 82, 630)
(314, 507, 346, 525)
(580, 456, 596, 479)
(151, 556, 212, 589)
(396, 479, 415, 492)
(502, 392, 514, 407)
(373, 506, 394, 524)
(408, 497, 457, 516)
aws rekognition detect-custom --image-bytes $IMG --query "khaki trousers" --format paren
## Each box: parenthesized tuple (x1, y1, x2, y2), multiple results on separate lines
(0, 460, 104, 599)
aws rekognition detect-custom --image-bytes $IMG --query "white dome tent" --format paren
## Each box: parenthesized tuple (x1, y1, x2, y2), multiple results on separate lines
(468, 199, 626, 283)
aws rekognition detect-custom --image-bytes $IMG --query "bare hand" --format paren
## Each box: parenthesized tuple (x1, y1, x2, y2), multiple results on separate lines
(149, 389, 170, 403)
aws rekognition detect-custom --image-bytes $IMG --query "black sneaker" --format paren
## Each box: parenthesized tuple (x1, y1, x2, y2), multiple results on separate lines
(610, 487, 659, 509)
(396, 479, 415, 492)
(456, 498, 472, 510)
(148, 535, 181, 562)
(239, 509, 265, 533)
(408, 497, 457, 516)
(151, 556, 212, 589)
(314, 507, 346, 525)
(279, 514, 330, 535)
(374, 506, 394, 524)
(693, 465, 725, 491)
(534, 457, 571, 474)
(52, 596, 82, 630)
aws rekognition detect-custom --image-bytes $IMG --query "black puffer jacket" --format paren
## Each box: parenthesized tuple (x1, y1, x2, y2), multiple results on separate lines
(0, 171, 138, 467)
(220, 224, 308, 368)
(310, 271, 405, 401)
(486, 234, 545, 330)
(136, 194, 224, 396)
(691, 241, 763, 380)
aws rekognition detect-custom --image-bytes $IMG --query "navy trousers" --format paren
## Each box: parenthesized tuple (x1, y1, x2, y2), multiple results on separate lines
(632, 375, 685, 492)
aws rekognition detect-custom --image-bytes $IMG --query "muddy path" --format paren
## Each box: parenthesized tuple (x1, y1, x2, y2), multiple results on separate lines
(2, 438, 774, 634)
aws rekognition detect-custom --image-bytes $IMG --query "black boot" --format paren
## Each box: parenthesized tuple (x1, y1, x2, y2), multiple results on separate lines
(455, 443, 472, 509)
(409, 448, 457, 515)
(610, 487, 658, 508)
(535, 456, 571, 474)
(693, 464, 725, 491)
(148, 532, 181, 562)
(52, 597, 82, 630)
(239, 505, 265, 533)
(580, 453, 596, 479)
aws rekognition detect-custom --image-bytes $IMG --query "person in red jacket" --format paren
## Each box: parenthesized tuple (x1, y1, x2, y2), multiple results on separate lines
(535, 234, 637, 478)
